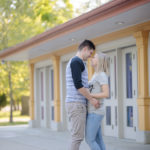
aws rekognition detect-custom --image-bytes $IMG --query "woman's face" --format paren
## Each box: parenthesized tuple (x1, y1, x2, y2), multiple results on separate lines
(91, 53, 99, 67)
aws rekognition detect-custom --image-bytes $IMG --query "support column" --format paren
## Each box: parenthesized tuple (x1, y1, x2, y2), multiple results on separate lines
(134, 31, 150, 143)
(87, 51, 95, 80)
(51, 56, 60, 123)
(87, 58, 94, 80)
(29, 63, 36, 127)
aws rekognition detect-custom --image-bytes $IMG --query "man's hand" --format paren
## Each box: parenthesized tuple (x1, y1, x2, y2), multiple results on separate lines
(90, 98, 100, 109)
(78, 87, 100, 108)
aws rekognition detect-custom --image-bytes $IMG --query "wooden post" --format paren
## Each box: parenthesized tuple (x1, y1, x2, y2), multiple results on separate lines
(51, 56, 60, 122)
(134, 31, 150, 130)
(29, 63, 34, 120)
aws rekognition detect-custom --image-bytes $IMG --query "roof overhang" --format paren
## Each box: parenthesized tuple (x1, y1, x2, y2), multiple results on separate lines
(0, 0, 150, 61)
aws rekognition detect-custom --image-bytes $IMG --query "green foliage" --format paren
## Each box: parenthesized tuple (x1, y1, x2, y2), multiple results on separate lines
(0, 110, 29, 118)
(0, 110, 29, 126)
(0, 121, 28, 126)
(0, 61, 30, 101)
(0, 0, 73, 104)
(34, 0, 73, 28)
(0, 93, 7, 109)
(0, 0, 45, 49)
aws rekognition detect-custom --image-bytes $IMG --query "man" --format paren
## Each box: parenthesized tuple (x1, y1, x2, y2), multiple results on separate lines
(66, 40, 100, 150)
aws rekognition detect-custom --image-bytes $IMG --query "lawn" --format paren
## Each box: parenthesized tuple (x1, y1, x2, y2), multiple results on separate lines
(0, 110, 30, 126)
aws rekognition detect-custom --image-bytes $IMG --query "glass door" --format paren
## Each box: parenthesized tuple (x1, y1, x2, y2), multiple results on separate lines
(49, 67, 55, 124)
(122, 47, 137, 139)
(104, 51, 118, 137)
(39, 68, 45, 127)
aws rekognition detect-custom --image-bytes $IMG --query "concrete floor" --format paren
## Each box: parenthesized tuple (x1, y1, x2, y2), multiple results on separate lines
(0, 125, 150, 150)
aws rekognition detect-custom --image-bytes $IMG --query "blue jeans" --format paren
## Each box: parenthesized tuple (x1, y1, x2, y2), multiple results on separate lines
(85, 113, 106, 150)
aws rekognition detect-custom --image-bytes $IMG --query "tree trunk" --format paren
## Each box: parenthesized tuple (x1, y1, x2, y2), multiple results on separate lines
(8, 62, 13, 123)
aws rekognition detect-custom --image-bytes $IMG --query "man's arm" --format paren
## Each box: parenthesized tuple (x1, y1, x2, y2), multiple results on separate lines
(71, 58, 99, 108)
(78, 87, 100, 108)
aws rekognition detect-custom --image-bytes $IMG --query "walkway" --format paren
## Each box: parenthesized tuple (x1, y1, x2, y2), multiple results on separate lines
(0, 125, 150, 150)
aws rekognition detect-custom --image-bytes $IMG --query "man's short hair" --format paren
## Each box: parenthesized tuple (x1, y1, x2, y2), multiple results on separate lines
(78, 39, 95, 51)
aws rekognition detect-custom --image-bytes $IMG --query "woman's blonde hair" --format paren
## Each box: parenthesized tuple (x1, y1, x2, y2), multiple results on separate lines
(97, 52, 109, 75)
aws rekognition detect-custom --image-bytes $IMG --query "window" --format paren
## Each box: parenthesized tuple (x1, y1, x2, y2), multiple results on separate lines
(126, 53, 132, 98)
(115, 106, 117, 126)
(106, 106, 111, 125)
(41, 72, 44, 101)
(127, 106, 133, 127)
(41, 106, 44, 120)
(50, 70, 54, 100)
(114, 56, 117, 98)
(107, 57, 111, 99)
(51, 106, 54, 121)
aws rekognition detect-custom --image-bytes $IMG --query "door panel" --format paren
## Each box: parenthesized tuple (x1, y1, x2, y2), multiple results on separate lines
(104, 51, 118, 137)
(49, 68, 54, 123)
(122, 47, 137, 139)
(39, 69, 45, 127)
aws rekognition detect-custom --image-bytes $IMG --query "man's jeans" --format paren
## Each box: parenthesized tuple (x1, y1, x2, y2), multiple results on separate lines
(85, 113, 106, 150)
(66, 102, 87, 150)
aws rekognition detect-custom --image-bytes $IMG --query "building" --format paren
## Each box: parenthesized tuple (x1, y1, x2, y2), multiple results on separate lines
(0, 0, 150, 144)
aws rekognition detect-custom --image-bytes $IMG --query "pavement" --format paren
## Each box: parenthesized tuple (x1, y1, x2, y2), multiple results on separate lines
(0, 125, 150, 150)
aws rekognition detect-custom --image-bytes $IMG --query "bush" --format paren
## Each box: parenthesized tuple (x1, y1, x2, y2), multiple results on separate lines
(0, 93, 7, 110)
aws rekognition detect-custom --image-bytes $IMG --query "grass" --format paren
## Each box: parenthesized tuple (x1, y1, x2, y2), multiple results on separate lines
(0, 121, 28, 126)
(0, 110, 28, 118)
(0, 110, 30, 126)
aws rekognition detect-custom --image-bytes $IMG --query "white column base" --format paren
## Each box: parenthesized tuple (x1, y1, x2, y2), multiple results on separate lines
(136, 130, 150, 144)
(51, 121, 62, 131)
(28, 120, 37, 128)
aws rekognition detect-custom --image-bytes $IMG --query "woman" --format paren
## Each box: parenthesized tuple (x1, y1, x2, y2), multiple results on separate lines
(85, 52, 109, 150)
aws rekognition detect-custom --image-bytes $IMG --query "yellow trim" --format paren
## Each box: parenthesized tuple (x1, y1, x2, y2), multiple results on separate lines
(87, 51, 95, 80)
(93, 21, 150, 45)
(137, 98, 150, 131)
(29, 64, 34, 120)
(134, 31, 149, 98)
(87, 59, 94, 80)
(51, 56, 61, 122)
(29, 21, 150, 64)
(134, 31, 150, 131)
(29, 45, 78, 64)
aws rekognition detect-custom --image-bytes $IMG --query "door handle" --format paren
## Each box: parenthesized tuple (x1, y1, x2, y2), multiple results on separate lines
(133, 90, 136, 96)
(134, 126, 136, 132)
(111, 92, 113, 97)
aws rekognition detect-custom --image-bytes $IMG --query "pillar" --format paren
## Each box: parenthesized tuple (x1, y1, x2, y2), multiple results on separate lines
(51, 56, 60, 122)
(134, 31, 150, 131)
(88, 51, 95, 80)
(87, 59, 94, 80)
(29, 63, 34, 120)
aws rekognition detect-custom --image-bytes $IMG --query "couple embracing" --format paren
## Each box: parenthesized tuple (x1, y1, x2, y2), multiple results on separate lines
(66, 40, 109, 150)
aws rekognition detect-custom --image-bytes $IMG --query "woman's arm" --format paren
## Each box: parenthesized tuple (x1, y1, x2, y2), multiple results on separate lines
(90, 84, 109, 99)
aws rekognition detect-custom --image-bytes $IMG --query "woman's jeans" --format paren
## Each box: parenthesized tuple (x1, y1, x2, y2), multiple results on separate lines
(85, 113, 106, 150)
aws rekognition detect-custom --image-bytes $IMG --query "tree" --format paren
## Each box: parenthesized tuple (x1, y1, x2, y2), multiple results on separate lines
(0, 0, 73, 122)
(34, 0, 73, 29)
(0, 93, 7, 110)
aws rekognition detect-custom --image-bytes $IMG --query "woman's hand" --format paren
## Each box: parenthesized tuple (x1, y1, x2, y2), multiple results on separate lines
(90, 98, 100, 109)
(90, 84, 109, 99)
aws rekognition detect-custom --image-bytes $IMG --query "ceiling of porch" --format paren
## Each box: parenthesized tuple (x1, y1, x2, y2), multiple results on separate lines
(1, 1, 150, 61)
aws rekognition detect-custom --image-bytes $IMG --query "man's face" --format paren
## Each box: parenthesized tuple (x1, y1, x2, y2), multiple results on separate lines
(82, 47, 94, 61)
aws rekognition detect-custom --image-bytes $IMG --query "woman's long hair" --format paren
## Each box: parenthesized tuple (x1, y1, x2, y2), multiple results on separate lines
(97, 52, 110, 76)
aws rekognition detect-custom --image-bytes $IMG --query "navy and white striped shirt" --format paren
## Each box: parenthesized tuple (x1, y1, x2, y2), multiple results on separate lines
(65, 56, 88, 104)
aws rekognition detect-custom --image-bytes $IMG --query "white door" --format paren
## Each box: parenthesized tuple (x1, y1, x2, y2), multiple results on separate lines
(104, 51, 118, 137)
(39, 68, 46, 127)
(61, 61, 70, 130)
(49, 67, 55, 124)
(122, 47, 137, 139)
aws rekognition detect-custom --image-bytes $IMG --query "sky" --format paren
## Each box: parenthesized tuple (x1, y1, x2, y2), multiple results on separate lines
(70, 0, 111, 9)
(70, 0, 89, 9)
